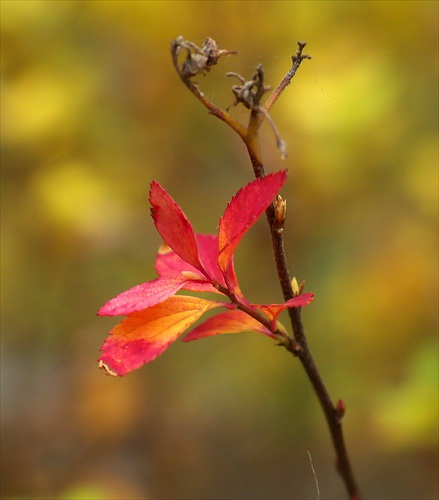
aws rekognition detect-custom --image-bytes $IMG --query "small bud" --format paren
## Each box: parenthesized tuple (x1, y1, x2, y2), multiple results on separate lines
(335, 399, 346, 422)
(274, 195, 287, 232)
(291, 277, 300, 295)
(291, 277, 306, 296)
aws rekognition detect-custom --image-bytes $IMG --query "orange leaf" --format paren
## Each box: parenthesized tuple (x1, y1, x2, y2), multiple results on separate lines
(184, 310, 274, 341)
(98, 296, 226, 376)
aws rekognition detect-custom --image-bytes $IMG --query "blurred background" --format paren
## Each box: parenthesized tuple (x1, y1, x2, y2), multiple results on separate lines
(1, 1, 437, 499)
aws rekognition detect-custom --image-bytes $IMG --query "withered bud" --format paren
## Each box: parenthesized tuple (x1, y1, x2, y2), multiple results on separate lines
(226, 64, 271, 110)
(202, 37, 237, 67)
(273, 195, 287, 232)
(174, 36, 237, 79)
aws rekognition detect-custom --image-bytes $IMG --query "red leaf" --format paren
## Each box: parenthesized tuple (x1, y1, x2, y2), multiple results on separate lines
(98, 296, 226, 376)
(216, 255, 251, 304)
(184, 310, 274, 342)
(150, 181, 206, 275)
(218, 171, 287, 276)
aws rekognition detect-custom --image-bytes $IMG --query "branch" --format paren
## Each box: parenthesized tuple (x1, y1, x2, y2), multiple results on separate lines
(244, 52, 360, 499)
(264, 41, 311, 112)
(211, 280, 300, 351)
(170, 37, 360, 500)
(170, 37, 247, 139)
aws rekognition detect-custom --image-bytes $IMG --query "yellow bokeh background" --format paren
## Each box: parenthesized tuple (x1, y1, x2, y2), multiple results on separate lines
(2, 1, 437, 499)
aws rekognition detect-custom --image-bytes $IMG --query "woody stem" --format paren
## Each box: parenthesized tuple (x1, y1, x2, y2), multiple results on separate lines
(212, 281, 296, 349)
(171, 37, 359, 500)
(245, 138, 360, 500)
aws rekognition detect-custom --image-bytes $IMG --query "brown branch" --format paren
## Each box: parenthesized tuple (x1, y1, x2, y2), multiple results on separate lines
(248, 145, 360, 500)
(170, 37, 360, 500)
(170, 37, 247, 140)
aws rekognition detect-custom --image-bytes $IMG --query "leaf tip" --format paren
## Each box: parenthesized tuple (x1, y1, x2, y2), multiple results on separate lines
(98, 360, 119, 377)
(97, 303, 115, 316)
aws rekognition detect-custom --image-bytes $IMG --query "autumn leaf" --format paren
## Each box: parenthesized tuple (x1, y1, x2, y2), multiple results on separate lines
(99, 296, 228, 376)
(155, 233, 226, 289)
(150, 181, 207, 275)
(98, 170, 314, 376)
(97, 276, 203, 316)
(258, 293, 315, 329)
(184, 310, 274, 341)
(218, 170, 287, 278)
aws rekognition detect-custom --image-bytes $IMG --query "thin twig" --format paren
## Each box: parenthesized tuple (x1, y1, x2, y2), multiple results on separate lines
(212, 281, 300, 352)
(170, 37, 247, 139)
(264, 41, 311, 112)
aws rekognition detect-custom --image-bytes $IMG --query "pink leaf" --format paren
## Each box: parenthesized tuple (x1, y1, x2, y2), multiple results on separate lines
(218, 171, 287, 276)
(155, 234, 225, 287)
(155, 244, 203, 277)
(150, 181, 206, 275)
(97, 275, 208, 316)
(184, 310, 274, 342)
(98, 296, 226, 376)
